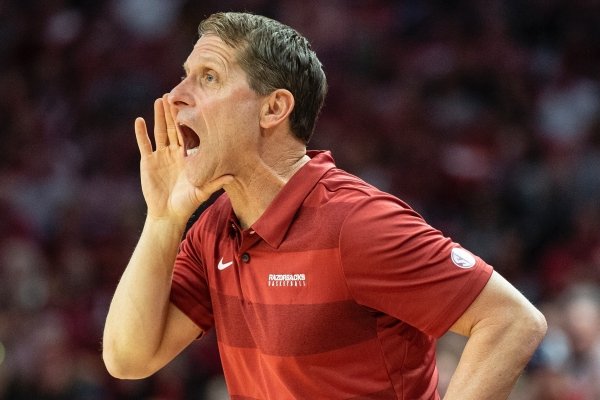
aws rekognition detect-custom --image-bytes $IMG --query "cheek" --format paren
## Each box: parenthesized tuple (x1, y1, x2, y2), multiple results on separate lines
(229, 88, 262, 121)
(200, 91, 262, 143)
(222, 109, 261, 141)
(202, 100, 242, 132)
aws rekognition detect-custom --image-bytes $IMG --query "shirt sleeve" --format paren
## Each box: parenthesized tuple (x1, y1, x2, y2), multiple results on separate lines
(170, 222, 214, 332)
(339, 194, 493, 338)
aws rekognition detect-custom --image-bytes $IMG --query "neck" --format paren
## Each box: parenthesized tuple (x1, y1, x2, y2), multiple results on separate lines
(224, 149, 310, 229)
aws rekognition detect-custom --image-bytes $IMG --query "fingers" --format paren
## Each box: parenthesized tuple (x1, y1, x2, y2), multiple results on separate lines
(152, 95, 181, 149)
(153, 98, 168, 148)
(171, 101, 184, 146)
(134, 117, 153, 156)
(162, 93, 181, 147)
(137, 95, 181, 154)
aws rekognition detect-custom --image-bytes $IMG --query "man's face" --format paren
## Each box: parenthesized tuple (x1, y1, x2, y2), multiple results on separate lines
(169, 34, 264, 187)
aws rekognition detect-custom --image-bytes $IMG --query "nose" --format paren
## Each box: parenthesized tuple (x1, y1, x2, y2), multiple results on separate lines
(168, 79, 193, 108)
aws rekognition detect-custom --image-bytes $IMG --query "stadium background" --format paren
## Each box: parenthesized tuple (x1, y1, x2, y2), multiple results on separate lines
(1, 0, 600, 398)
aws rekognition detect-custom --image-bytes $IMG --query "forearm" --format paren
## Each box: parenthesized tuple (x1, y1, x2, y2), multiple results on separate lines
(443, 308, 546, 399)
(102, 217, 186, 376)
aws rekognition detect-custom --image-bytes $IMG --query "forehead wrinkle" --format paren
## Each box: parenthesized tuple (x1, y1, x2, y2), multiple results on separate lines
(192, 36, 238, 68)
(184, 56, 222, 73)
(184, 53, 233, 80)
(182, 53, 230, 79)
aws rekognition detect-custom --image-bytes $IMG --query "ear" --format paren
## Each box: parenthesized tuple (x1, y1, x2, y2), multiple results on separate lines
(259, 89, 295, 130)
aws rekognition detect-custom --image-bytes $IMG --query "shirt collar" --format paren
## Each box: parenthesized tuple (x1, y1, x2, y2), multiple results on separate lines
(248, 150, 336, 248)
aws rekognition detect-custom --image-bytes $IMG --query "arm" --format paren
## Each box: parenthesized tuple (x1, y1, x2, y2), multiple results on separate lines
(443, 271, 547, 400)
(102, 95, 232, 379)
(102, 217, 199, 379)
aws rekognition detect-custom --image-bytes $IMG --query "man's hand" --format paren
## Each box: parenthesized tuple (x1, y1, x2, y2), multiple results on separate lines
(103, 95, 215, 379)
(134, 94, 233, 223)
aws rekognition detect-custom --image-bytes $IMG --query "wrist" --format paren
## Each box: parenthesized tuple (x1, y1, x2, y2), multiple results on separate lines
(143, 214, 188, 236)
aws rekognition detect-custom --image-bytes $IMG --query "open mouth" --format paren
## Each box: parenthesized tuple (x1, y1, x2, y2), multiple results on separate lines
(178, 123, 200, 157)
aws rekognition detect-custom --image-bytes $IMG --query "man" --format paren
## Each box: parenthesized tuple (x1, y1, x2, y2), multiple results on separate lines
(102, 12, 547, 399)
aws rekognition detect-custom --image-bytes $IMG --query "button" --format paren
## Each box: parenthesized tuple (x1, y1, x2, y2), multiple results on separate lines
(241, 252, 250, 263)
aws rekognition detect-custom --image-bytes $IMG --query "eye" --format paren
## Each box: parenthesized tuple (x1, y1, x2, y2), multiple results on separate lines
(204, 73, 215, 83)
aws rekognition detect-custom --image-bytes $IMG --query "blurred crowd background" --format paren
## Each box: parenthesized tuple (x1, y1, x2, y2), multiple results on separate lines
(1, 0, 600, 399)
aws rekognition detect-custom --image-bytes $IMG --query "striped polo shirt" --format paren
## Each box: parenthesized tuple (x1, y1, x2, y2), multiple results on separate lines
(170, 150, 493, 399)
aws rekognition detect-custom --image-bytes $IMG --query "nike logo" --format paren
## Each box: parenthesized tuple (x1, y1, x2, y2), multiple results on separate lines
(217, 257, 233, 271)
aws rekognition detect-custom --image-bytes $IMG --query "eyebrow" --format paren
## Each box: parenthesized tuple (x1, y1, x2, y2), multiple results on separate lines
(182, 55, 227, 76)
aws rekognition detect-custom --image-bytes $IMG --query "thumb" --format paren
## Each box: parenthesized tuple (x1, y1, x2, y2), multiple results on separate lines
(195, 174, 235, 200)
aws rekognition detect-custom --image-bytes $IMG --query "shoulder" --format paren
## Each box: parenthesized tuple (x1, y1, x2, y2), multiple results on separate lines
(319, 168, 419, 219)
(304, 167, 425, 235)
(278, 168, 406, 251)
(313, 167, 407, 207)
(318, 167, 379, 196)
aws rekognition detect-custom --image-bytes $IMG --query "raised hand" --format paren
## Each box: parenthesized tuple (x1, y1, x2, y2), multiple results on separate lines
(134, 94, 232, 224)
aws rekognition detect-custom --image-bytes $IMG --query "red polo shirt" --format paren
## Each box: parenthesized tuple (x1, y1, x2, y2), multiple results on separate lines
(171, 150, 493, 399)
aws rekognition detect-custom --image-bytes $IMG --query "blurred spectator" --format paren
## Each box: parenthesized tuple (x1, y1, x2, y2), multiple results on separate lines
(528, 285, 600, 399)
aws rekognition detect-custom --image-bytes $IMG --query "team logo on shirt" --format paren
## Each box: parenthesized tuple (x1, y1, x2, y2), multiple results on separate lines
(451, 247, 476, 269)
(267, 273, 307, 287)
